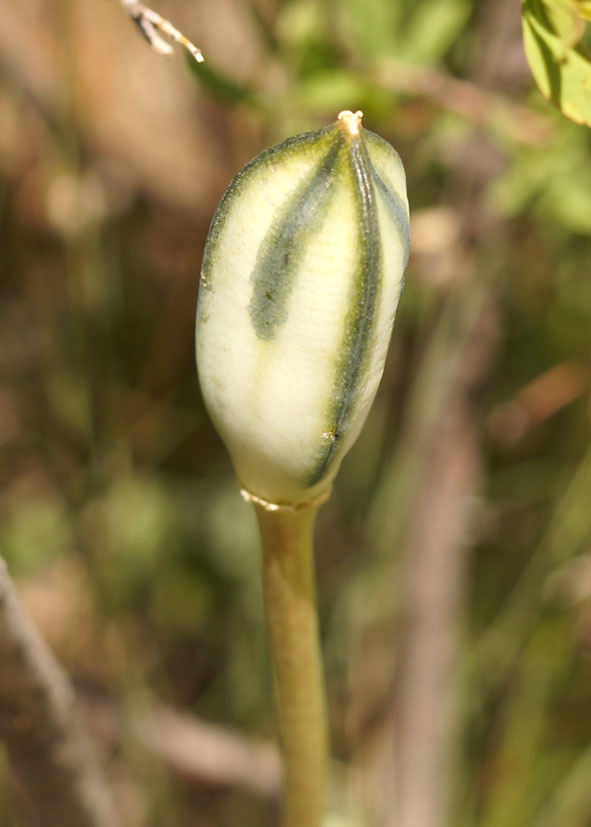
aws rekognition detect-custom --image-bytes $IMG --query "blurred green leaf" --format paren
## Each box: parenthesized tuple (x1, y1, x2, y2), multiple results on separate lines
(185, 55, 259, 107)
(344, 0, 471, 63)
(1, 500, 71, 575)
(82, 474, 171, 610)
(522, 0, 591, 125)
(292, 71, 369, 113)
(393, 0, 473, 64)
(573, 1, 591, 22)
(531, 748, 591, 827)
(490, 111, 591, 233)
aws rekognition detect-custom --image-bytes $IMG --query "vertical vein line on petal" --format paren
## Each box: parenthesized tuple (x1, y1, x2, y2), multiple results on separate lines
(308, 132, 382, 486)
(248, 140, 343, 341)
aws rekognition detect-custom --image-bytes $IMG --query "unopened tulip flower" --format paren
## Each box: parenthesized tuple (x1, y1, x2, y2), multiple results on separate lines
(196, 110, 409, 827)
(196, 110, 409, 509)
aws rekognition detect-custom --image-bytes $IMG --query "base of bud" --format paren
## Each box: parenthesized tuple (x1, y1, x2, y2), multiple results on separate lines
(239, 485, 332, 513)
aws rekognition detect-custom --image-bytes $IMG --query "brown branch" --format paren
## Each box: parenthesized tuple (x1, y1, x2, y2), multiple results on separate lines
(372, 58, 553, 146)
(389, 371, 482, 827)
(353, 297, 496, 827)
(0, 558, 120, 827)
(85, 695, 282, 799)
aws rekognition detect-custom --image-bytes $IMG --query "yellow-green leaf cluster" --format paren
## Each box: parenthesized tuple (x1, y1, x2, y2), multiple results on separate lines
(522, 0, 591, 126)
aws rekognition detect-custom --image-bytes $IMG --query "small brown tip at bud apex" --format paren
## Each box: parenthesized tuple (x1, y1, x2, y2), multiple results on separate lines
(337, 110, 364, 136)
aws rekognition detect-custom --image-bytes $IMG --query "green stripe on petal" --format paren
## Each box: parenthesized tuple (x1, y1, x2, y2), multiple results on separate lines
(200, 126, 336, 294)
(249, 139, 343, 341)
(308, 134, 382, 486)
(371, 167, 410, 270)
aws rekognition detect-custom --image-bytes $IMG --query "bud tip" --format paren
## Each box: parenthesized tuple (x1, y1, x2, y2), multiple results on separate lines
(338, 110, 364, 136)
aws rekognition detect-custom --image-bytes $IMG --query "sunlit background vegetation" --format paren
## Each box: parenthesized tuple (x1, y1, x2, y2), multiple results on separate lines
(0, 1, 589, 825)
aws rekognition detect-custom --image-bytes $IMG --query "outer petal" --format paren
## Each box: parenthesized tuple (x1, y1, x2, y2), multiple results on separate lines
(196, 111, 409, 506)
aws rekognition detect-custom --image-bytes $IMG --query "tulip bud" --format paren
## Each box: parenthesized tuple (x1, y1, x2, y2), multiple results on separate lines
(196, 111, 409, 507)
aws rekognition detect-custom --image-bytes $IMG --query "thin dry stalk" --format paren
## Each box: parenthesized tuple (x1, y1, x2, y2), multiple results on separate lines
(118, 0, 204, 62)
(0, 559, 119, 827)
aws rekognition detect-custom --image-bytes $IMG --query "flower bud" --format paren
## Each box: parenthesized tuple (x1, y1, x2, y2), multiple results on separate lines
(196, 111, 410, 507)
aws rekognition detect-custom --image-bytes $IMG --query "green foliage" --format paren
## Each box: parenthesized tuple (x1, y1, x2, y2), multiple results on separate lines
(343, 0, 472, 63)
(1, 499, 71, 576)
(186, 56, 259, 107)
(490, 111, 591, 233)
(522, 0, 591, 125)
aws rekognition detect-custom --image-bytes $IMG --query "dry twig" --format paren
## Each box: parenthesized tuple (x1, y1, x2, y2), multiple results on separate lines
(118, 0, 204, 63)
(85, 696, 282, 798)
(0, 559, 119, 827)
(372, 59, 553, 146)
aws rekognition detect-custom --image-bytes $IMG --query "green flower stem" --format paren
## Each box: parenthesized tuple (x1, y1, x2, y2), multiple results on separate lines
(254, 502, 328, 827)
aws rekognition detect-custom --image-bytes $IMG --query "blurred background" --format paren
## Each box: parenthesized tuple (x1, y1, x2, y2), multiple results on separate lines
(0, 1, 589, 825)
